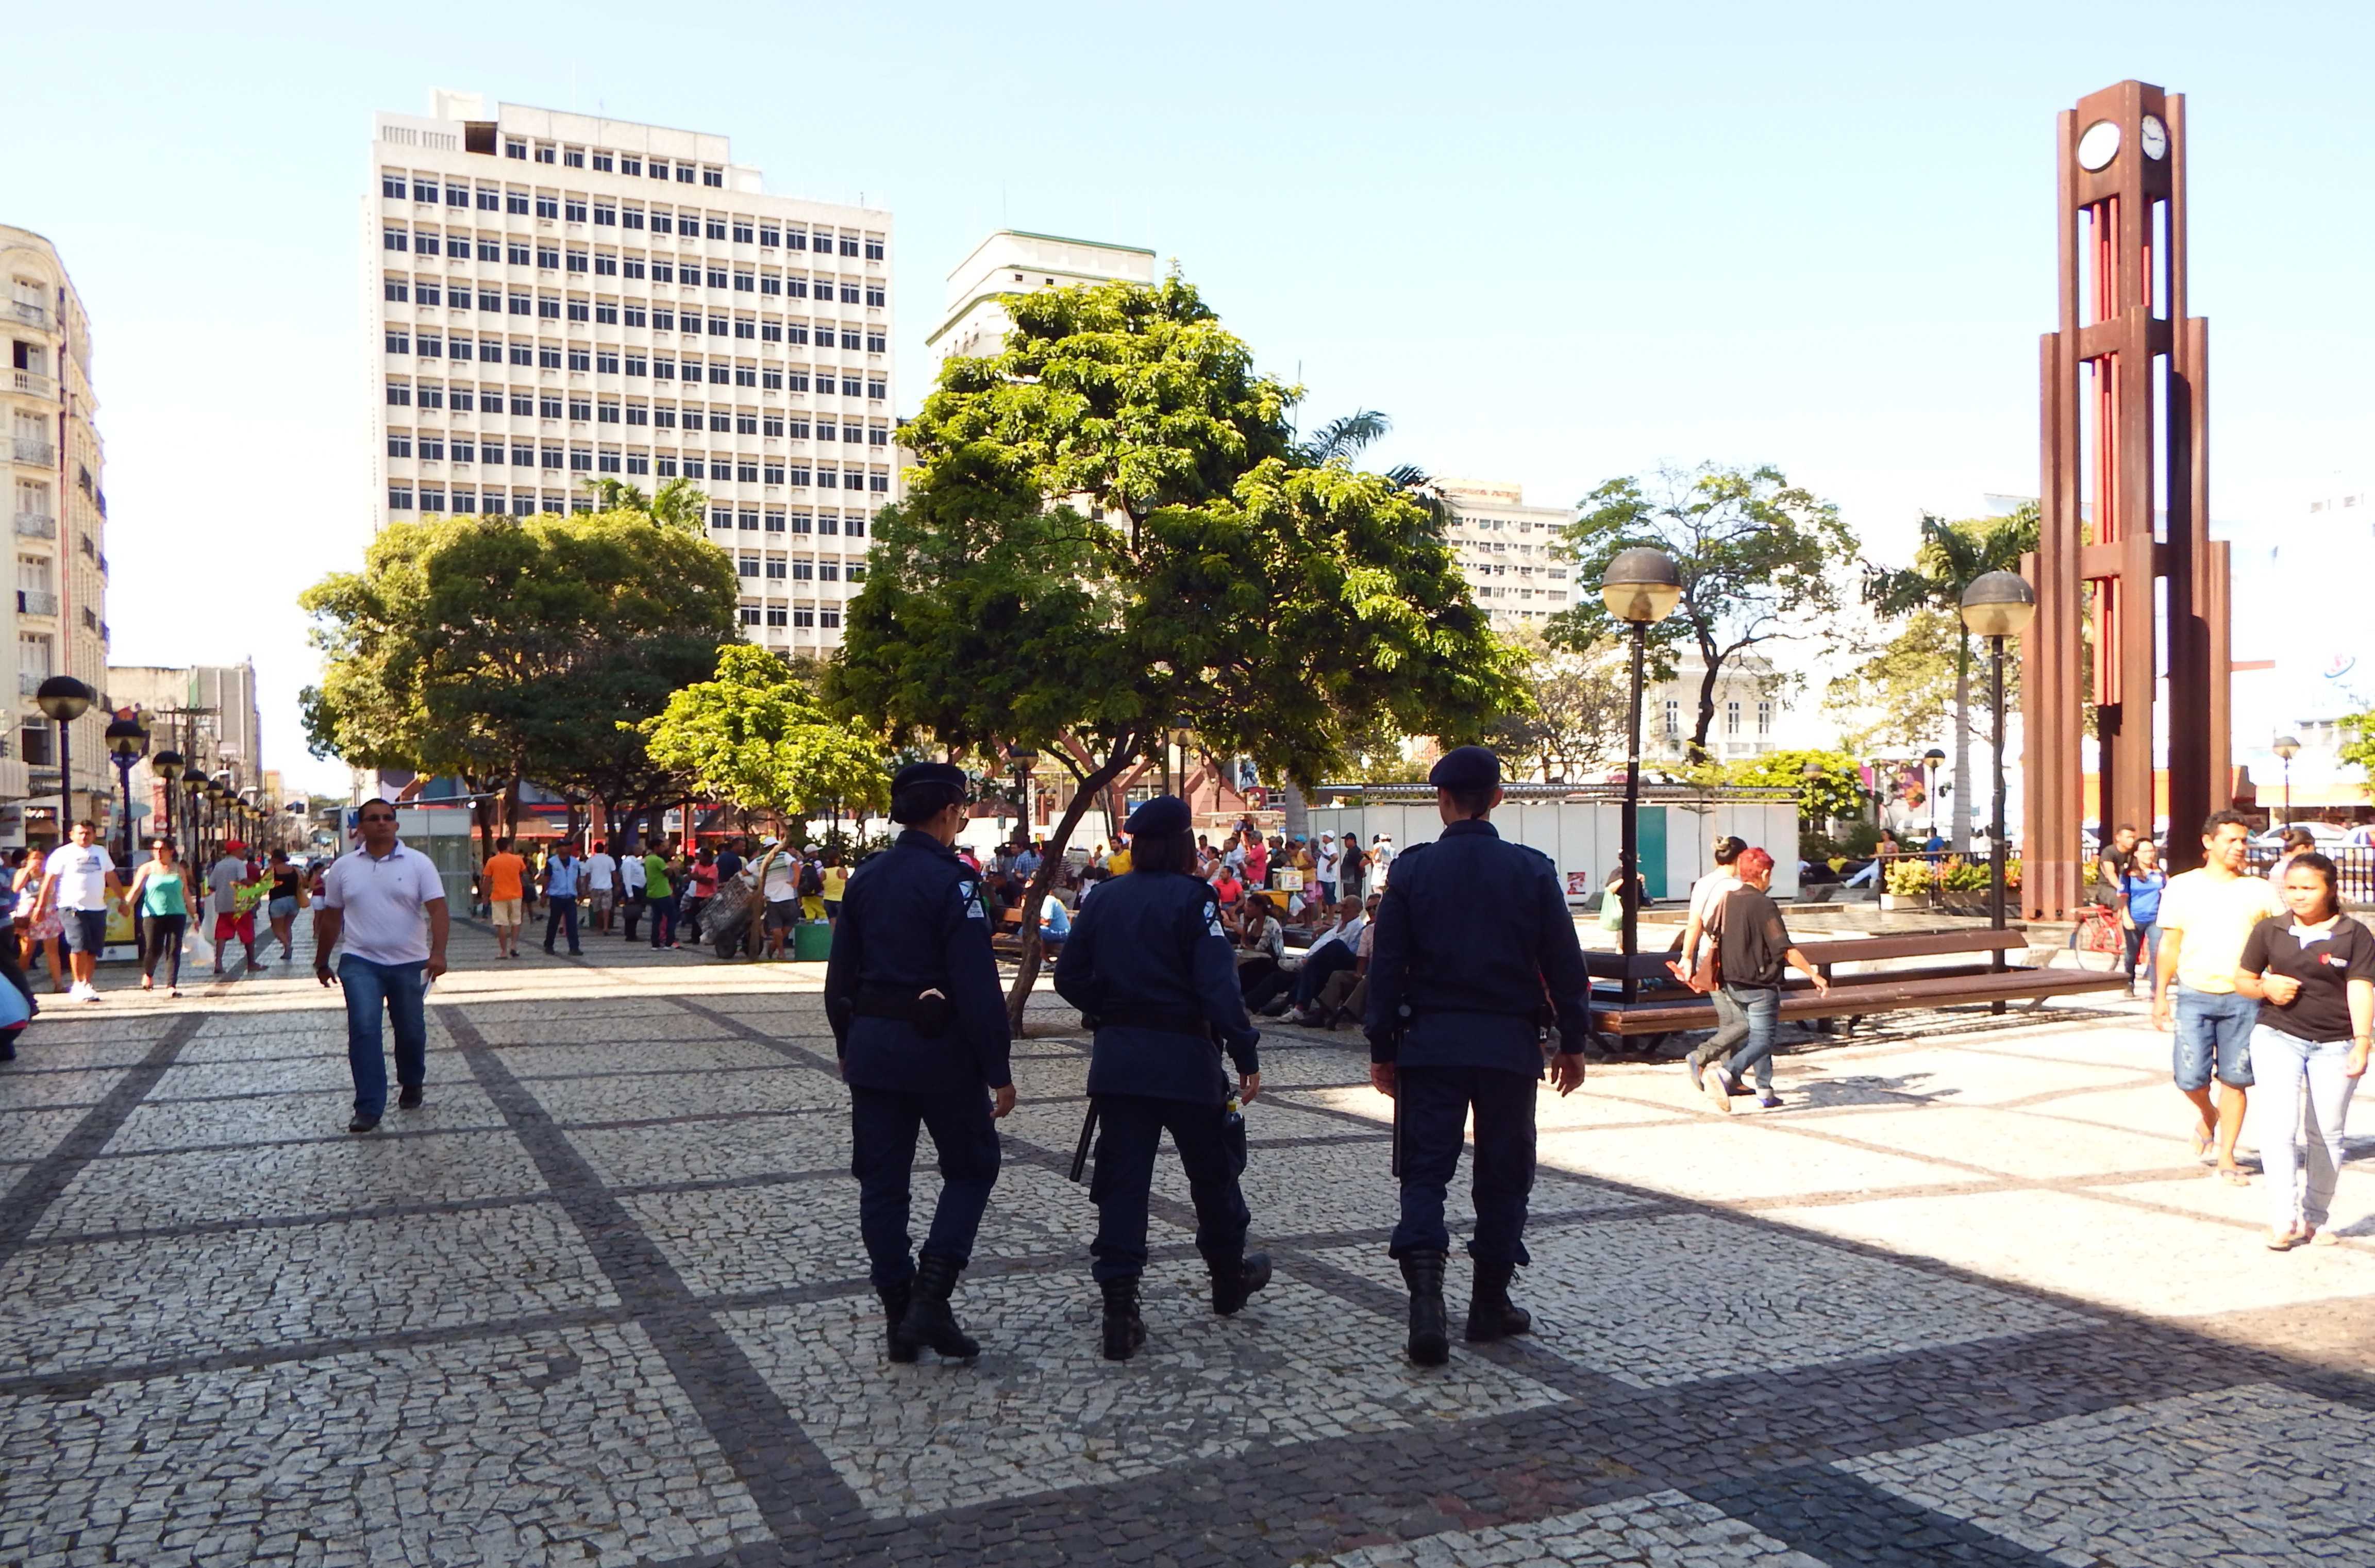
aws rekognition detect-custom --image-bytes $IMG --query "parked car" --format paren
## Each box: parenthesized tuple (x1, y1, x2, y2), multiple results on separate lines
(2250, 821, 2353, 851)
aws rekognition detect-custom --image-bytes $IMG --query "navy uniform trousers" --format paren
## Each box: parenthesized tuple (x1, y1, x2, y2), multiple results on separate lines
(1391, 1065, 1536, 1266)
(1088, 1094, 1250, 1282)
(849, 1086, 1001, 1289)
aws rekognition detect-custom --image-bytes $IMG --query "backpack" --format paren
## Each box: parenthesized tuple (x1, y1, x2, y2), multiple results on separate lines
(797, 858, 824, 897)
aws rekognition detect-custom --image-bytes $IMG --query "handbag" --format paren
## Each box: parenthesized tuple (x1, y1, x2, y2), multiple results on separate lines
(1668, 900, 1723, 994)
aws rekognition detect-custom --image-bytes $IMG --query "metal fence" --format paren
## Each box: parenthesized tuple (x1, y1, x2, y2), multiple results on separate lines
(2248, 845, 2375, 905)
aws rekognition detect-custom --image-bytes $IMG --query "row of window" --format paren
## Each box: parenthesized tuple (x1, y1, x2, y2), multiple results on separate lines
(384, 320, 886, 354)
(386, 483, 881, 524)
(496, 144, 724, 185)
(379, 247, 885, 304)
(735, 558, 864, 581)
(703, 508, 868, 535)
(389, 368, 888, 399)
(393, 409, 883, 439)
(389, 446, 888, 487)
(378, 184, 880, 256)
(743, 607, 842, 629)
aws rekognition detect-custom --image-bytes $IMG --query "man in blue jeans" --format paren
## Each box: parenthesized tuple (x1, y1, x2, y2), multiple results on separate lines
(313, 799, 450, 1133)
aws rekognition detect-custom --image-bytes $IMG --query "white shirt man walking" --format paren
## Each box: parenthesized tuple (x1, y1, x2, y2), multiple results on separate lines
(314, 799, 449, 1133)
(35, 820, 125, 1002)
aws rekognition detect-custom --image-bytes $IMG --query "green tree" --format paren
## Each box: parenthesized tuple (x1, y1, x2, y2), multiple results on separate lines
(1724, 747, 1868, 826)
(642, 644, 891, 838)
(1858, 506, 2038, 853)
(2340, 711, 2375, 782)
(832, 275, 1519, 1021)
(580, 474, 709, 529)
(300, 508, 740, 857)
(1547, 463, 1859, 765)
(1486, 627, 1630, 782)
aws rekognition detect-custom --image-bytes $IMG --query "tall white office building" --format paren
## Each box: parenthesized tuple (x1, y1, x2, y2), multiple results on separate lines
(367, 91, 894, 655)
(1432, 479, 1575, 630)
(926, 230, 1157, 376)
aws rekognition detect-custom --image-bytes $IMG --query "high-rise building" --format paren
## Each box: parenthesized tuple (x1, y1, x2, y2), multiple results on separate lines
(367, 91, 894, 655)
(4, 224, 106, 842)
(927, 230, 1157, 377)
(1432, 479, 1575, 631)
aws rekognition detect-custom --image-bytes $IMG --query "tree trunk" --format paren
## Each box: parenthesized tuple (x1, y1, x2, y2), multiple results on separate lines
(1950, 631, 1973, 855)
(1005, 745, 1135, 1031)
(1691, 638, 1723, 763)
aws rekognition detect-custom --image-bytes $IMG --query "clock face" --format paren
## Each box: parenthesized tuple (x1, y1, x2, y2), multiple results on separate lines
(2077, 119, 2122, 171)
(2140, 114, 2169, 160)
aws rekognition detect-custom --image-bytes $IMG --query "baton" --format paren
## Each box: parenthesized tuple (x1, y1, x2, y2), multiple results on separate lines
(1069, 1102, 1099, 1184)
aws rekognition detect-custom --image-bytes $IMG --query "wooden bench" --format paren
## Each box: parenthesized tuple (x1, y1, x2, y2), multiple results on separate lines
(1592, 965, 2128, 1037)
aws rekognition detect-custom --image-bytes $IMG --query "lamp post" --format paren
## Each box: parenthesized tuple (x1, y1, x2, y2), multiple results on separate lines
(1960, 571, 2037, 957)
(1600, 547, 1683, 1002)
(34, 677, 94, 852)
(1921, 747, 1947, 844)
(152, 749, 185, 850)
(105, 711, 150, 867)
(2272, 735, 2300, 830)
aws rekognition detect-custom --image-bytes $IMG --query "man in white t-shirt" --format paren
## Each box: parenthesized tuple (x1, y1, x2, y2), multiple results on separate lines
(36, 820, 125, 1002)
(618, 845, 647, 941)
(1315, 834, 1341, 905)
(314, 798, 449, 1133)
(1370, 835, 1395, 889)
(584, 840, 619, 932)
(755, 838, 800, 959)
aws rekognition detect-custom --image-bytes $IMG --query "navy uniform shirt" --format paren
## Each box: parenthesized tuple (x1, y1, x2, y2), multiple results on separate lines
(823, 830, 1013, 1092)
(1053, 870, 1259, 1104)
(1363, 820, 1593, 1076)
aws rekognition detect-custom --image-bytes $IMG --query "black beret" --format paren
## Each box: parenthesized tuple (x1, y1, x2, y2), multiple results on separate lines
(1125, 794, 1191, 837)
(891, 761, 967, 796)
(1429, 745, 1502, 792)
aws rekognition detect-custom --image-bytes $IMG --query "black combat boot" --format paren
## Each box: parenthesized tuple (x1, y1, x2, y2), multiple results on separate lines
(1099, 1274, 1147, 1361)
(1205, 1250, 1273, 1316)
(1400, 1249, 1450, 1366)
(878, 1280, 916, 1364)
(1463, 1260, 1533, 1342)
(895, 1254, 979, 1360)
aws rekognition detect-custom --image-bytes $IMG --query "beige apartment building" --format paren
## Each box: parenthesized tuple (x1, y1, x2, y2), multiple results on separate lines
(1433, 479, 1575, 630)
(367, 90, 894, 656)
(4, 224, 106, 842)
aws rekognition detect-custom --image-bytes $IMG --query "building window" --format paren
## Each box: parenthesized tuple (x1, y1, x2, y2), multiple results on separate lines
(703, 168, 723, 187)
(864, 239, 884, 261)
(759, 226, 780, 248)
(847, 564, 867, 583)
(864, 285, 885, 309)
(791, 560, 814, 580)
(381, 173, 408, 199)
(868, 471, 889, 493)
(384, 329, 411, 355)
(506, 139, 527, 159)
(739, 606, 762, 626)
(732, 221, 754, 244)
(788, 230, 811, 252)
(1725, 700, 1741, 736)
(711, 507, 734, 530)
(820, 610, 841, 629)
(566, 300, 590, 323)
(766, 607, 787, 627)
(761, 368, 784, 391)
(622, 208, 645, 232)
(567, 396, 591, 420)
(705, 218, 727, 241)
(387, 435, 412, 458)
(563, 148, 585, 169)
(507, 190, 530, 214)
(840, 282, 861, 305)
(416, 437, 444, 461)
(792, 609, 815, 628)
(592, 151, 614, 173)
(865, 330, 886, 354)
(764, 510, 787, 532)
(626, 453, 649, 475)
(535, 144, 556, 164)
(383, 277, 409, 303)
(477, 188, 499, 211)
(839, 235, 860, 258)
(536, 195, 559, 220)
(386, 382, 411, 406)
(1757, 700, 1773, 736)
(381, 228, 409, 252)
(846, 514, 866, 539)
(388, 485, 414, 509)
(566, 250, 589, 273)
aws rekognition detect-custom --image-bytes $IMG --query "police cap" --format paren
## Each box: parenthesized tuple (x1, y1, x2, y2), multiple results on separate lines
(891, 761, 967, 796)
(1125, 794, 1191, 837)
(1428, 745, 1502, 792)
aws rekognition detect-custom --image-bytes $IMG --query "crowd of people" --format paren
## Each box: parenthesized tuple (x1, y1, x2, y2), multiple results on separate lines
(466, 834, 849, 958)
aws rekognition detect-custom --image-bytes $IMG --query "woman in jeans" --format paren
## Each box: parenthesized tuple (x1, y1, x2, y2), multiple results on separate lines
(2119, 841, 2165, 997)
(126, 838, 193, 998)
(1698, 847, 1830, 1113)
(2235, 853, 2372, 1249)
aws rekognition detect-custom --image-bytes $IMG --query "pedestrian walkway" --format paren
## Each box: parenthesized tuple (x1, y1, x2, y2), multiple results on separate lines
(0, 940, 2369, 1565)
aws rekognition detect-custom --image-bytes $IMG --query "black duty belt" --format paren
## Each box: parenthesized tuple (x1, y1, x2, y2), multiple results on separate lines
(1090, 1008, 1213, 1040)
(853, 987, 952, 1035)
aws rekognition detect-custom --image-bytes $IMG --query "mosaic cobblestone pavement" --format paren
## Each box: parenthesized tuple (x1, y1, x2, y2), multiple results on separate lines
(3, 923, 2372, 1566)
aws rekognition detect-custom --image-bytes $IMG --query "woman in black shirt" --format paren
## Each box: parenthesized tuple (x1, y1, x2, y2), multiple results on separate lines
(2235, 853, 2373, 1250)
(1699, 848, 1829, 1113)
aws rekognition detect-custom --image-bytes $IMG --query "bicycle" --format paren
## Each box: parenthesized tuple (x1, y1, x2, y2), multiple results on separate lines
(2065, 902, 2125, 971)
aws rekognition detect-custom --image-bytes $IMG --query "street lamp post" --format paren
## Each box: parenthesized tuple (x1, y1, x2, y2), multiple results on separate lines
(1960, 572, 2038, 986)
(1921, 747, 1947, 844)
(105, 711, 150, 868)
(1600, 547, 1684, 1004)
(152, 750, 185, 850)
(34, 677, 94, 852)
(2272, 735, 2300, 830)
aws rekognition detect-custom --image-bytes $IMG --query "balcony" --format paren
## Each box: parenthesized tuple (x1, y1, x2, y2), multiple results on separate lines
(9, 371, 55, 398)
(11, 438, 55, 468)
(17, 590, 56, 616)
(12, 512, 53, 540)
(6, 301, 48, 330)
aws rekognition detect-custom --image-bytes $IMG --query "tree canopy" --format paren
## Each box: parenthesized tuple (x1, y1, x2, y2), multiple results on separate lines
(1547, 463, 1856, 763)
(832, 274, 1521, 1017)
(642, 644, 890, 832)
(299, 507, 740, 844)
(1486, 627, 1630, 783)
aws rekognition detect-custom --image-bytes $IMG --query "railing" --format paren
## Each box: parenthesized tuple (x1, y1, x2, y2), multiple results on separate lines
(18, 672, 45, 696)
(10, 439, 55, 466)
(12, 512, 53, 539)
(16, 589, 55, 615)
(10, 371, 55, 397)
(5, 301, 48, 330)
(2249, 844, 2375, 904)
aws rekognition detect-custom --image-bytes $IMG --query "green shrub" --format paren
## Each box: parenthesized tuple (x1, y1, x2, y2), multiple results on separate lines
(1886, 859, 1935, 896)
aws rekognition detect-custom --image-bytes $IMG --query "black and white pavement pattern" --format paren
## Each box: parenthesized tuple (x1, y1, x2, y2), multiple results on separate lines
(2, 924, 2371, 1566)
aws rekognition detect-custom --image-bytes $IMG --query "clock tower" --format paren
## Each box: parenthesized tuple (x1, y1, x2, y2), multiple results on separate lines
(2027, 80, 2232, 915)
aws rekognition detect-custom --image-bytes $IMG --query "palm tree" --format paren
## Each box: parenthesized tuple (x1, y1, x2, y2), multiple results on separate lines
(1863, 506, 2038, 853)
(1295, 408, 1459, 532)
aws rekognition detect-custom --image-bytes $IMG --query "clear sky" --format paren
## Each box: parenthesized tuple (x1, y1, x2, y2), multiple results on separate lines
(6, 1, 2371, 791)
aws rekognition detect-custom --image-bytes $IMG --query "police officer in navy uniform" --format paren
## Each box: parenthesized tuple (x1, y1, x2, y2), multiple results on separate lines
(824, 762, 1016, 1364)
(1053, 795, 1270, 1360)
(1365, 745, 1593, 1365)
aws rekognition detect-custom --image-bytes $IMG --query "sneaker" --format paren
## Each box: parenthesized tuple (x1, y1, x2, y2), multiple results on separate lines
(1758, 1093, 1784, 1110)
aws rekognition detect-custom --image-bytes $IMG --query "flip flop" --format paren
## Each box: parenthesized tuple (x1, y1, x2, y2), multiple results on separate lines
(2191, 1126, 2214, 1161)
(2216, 1167, 2252, 1188)
(2306, 1229, 2339, 1247)
(2265, 1230, 2300, 1251)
